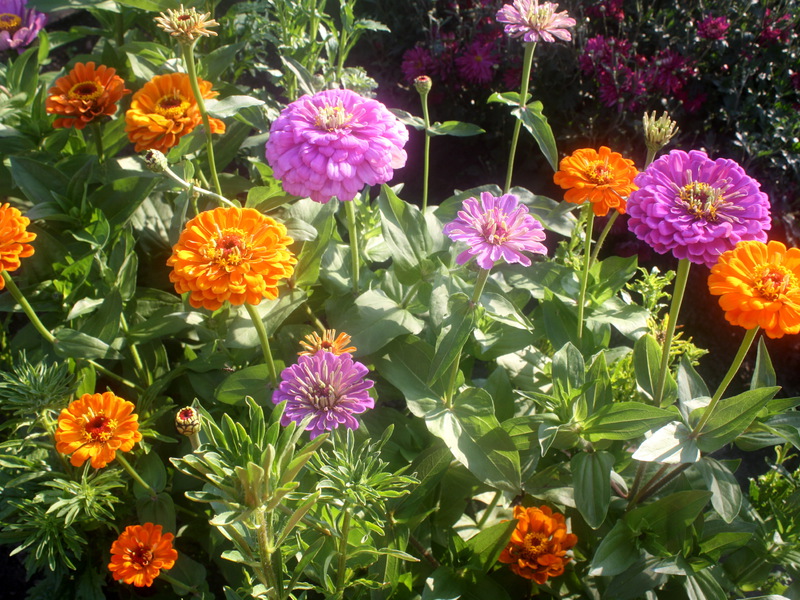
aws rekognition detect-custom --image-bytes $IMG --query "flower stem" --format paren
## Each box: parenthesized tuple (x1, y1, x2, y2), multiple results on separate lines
(345, 200, 360, 294)
(653, 258, 691, 406)
(471, 267, 491, 305)
(2, 271, 55, 343)
(589, 211, 618, 265)
(420, 90, 432, 212)
(476, 490, 501, 529)
(334, 502, 352, 599)
(116, 453, 158, 498)
(120, 313, 150, 385)
(256, 508, 282, 600)
(161, 162, 235, 207)
(504, 42, 536, 194)
(91, 121, 104, 162)
(644, 147, 657, 169)
(89, 360, 144, 393)
(576, 205, 595, 340)
(245, 303, 279, 389)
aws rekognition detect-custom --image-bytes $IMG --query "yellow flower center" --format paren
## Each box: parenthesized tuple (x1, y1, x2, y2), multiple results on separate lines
(155, 93, 191, 119)
(203, 228, 250, 268)
(130, 545, 154, 567)
(482, 209, 510, 245)
(525, 3, 555, 29)
(522, 531, 548, 559)
(678, 181, 724, 221)
(315, 102, 353, 131)
(68, 81, 103, 102)
(585, 160, 613, 185)
(0, 13, 21, 33)
(753, 264, 797, 301)
(83, 413, 118, 443)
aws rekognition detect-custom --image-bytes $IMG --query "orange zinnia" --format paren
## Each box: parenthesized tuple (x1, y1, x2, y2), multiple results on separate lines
(54, 392, 143, 468)
(708, 240, 800, 339)
(45, 62, 130, 130)
(167, 206, 296, 311)
(298, 329, 356, 356)
(108, 523, 178, 587)
(124, 72, 225, 153)
(0, 203, 36, 290)
(553, 146, 638, 216)
(498, 505, 578, 584)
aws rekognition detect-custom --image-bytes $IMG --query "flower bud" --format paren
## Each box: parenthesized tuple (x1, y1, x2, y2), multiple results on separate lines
(414, 75, 432, 96)
(643, 111, 679, 154)
(175, 406, 201, 437)
(143, 149, 168, 173)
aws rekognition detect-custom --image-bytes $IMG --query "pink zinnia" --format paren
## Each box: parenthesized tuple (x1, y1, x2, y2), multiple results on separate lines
(401, 45, 436, 85)
(444, 192, 547, 269)
(265, 89, 408, 204)
(496, 0, 576, 44)
(0, 0, 46, 53)
(696, 15, 730, 41)
(455, 40, 499, 84)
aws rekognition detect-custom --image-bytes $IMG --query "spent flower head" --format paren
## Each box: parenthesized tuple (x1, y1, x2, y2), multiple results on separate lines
(154, 4, 218, 43)
(643, 111, 679, 154)
(496, 0, 576, 44)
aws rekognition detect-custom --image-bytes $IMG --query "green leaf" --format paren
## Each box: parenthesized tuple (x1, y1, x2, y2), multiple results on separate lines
(388, 108, 425, 130)
(684, 568, 727, 600)
(132, 452, 167, 498)
(589, 520, 640, 576)
(428, 120, 485, 137)
(115, 0, 170, 10)
(128, 311, 206, 343)
(136, 492, 176, 534)
(677, 355, 710, 405)
(9, 156, 69, 207)
(206, 95, 266, 119)
(464, 520, 517, 573)
(422, 566, 512, 600)
(512, 101, 558, 172)
(572, 451, 613, 528)
(54, 328, 123, 360)
(376, 336, 444, 414)
(695, 387, 780, 453)
(487, 91, 523, 106)
(631, 421, 700, 464)
(551, 342, 585, 402)
(625, 491, 712, 538)
(581, 402, 675, 442)
(215, 365, 271, 406)
(695, 457, 742, 523)
(428, 293, 475, 385)
(750, 336, 776, 389)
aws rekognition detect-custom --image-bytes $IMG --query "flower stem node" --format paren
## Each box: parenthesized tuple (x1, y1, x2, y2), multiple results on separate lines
(643, 110, 679, 154)
(155, 4, 219, 44)
(143, 149, 168, 173)
(175, 406, 201, 436)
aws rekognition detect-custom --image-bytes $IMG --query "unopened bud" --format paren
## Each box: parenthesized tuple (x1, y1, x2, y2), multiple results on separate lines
(175, 406, 201, 437)
(414, 75, 432, 95)
(643, 111, 679, 154)
(143, 149, 168, 173)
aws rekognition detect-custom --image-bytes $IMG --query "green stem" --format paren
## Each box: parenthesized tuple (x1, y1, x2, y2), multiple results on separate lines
(692, 327, 759, 435)
(245, 303, 278, 389)
(653, 258, 691, 406)
(91, 121, 104, 162)
(576, 206, 595, 340)
(476, 491, 501, 529)
(256, 508, 282, 599)
(159, 572, 201, 597)
(2, 271, 55, 343)
(589, 211, 619, 265)
(471, 267, 491, 305)
(345, 200, 360, 294)
(504, 42, 536, 193)
(162, 163, 235, 207)
(644, 147, 657, 169)
(421, 91, 431, 212)
(635, 463, 690, 505)
(120, 313, 150, 385)
(303, 303, 326, 333)
(335, 503, 352, 599)
(116, 454, 157, 498)
(400, 280, 422, 309)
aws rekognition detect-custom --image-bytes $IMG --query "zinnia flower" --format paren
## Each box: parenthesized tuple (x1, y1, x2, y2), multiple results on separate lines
(154, 3, 218, 43)
(495, 0, 576, 44)
(0, 0, 46, 53)
(498, 505, 578, 584)
(265, 89, 408, 204)
(444, 192, 547, 269)
(298, 329, 356, 356)
(108, 523, 178, 587)
(455, 40, 499, 84)
(553, 147, 638, 216)
(0, 202, 35, 290)
(273, 351, 374, 439)
(125, 72, 225, 153)
(696, 15, 730, 41)
(45, 62, 130, 130)
(167, 206, 296, 311)
(54, 392, 143, 469)
(708, 240, 800, 339)
(401, 45, 436, 85)
(626, 150, 771, 268)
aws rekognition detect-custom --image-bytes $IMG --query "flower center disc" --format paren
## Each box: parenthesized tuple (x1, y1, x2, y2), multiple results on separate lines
(155, 93, 191, 118)
(586, 160, 613, 185)
(130, 545, 154, 567)
(678, 181, 724, 221)
(481, 209, 510, 245)
(753, 264, 797, 301)
(0, 13, 21, 33)
(315, 103, 353, 131)
(203, 228, 250, 268)
(308, 375, 340, 410)
(68, 81, 104, 102)
(84, 414, 115, 443)
(522, 532, 548, 559)
(526, 4, 555, 28)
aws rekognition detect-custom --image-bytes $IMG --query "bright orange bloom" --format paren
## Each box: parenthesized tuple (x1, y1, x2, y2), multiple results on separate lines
(108, 523, 178, 587)
(298, 329, 356, 356)
(498, 505, 578, 584)
(708, 240, 800, 339)
(124, 72, 225, 153)
(0, 203, 36, 290)
(45, 62, 130, 130)
(167, 206, 296, 311)
(553, 146, 638, 216)
(54, 392, 143, 468)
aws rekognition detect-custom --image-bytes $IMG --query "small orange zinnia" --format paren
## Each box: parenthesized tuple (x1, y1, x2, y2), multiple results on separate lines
(108, 523, 178, 587)
(298, 329, 356, 356)
(498, 505, 578, 584)
(125, 72, 225, 153)
(0, 203, 36, 290)
(708, 240, 800, 339)
(54, 392, 143, 468)
(167, 206, 296, 311)
(45, 62, 130, 130)
(553, 146, 638, 216)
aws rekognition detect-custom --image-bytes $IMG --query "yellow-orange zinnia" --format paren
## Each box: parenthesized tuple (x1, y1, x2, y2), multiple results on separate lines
(298, 329, 356, 356)
(167, 206, 296, 311)
(108, 523, 178, 587)
(54, 392, 143, 468)
(0, 203, 36, 291)
(125, 72, 225, 153)
(498, 505, 577, 584)
(45, 62, 130, 130)
(708, 240, 800, 339)
(553, 146, 638, 216)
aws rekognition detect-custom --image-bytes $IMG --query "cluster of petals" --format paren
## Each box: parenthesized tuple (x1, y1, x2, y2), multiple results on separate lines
(0, 0, 46, 53)
(498, 505, 578, 584)
(54, 392, 143, 469)
(167, 206, 296, 311)
(455, 40, 499, 84)
(298, 329, 356, 356)
(553, 146, 638, 216)
(108, 523, 178, 587)
(46, 62, 130, 130)
(696, 15, 730, 41)
(444, 192, 547, 270)
(495, 0, 576, 44)
(0, 202, 35, 290)
(626, 150, 771, 268)
(265, 89, 408, 204)
(125, 72, 225, 153)
(273, 350, 374, 439)
(708, 240, 800, 339)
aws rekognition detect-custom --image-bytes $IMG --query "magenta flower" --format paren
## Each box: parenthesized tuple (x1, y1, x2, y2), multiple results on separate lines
(455, 40, 499, 84)
(273, 352, 375, 439)
(626, 150, 771, 268)
(401, 45, 436, 85)
(649, 49, 693, 95)
(696, 15, 730, 41)
(0, 0, 46, 53)
(496, 0, 576, 44)
(444, 192, 547, 270)
(585, 0, 625, 22)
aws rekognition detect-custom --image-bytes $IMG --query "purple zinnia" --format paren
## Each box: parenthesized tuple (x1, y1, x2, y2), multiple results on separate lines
(265, 89, 408, 204)
(443, 192, 547, 270)
(273, 351, 375, 439)
(401, 45, 436, 85)
(626, 150, 771, 268)
(496, 0, 576, 44)
(696, 15, 730, 41)
(0, 0, 46, 53)
(455, 40, 499, 84)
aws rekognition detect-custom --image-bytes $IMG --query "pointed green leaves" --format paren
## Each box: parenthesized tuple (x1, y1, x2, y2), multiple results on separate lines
(695, 387, 780, 453)
(572, 451, 613, 528)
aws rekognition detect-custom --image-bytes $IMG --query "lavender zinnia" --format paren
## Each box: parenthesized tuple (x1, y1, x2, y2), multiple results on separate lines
(0, 0, 46, 53)
(444, 192, 548, 270)
(273, 351, 375, 439)
(496, 0, 575, 44)
(265, 89, 408, 204)
(626, 150, 771, 268)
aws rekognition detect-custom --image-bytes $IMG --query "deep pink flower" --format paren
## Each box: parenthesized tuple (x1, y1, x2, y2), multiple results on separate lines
(696, 15, 730, 41)
(649, 49, 693, 95)
(585, 0, 624, 22)
(455, 40, 499, 84)
(444, 192, 547, 270)
(496, 0, 575, 44)
(758, 9, 791, 46)
(265, 89, 408, 204)
(0, 0, 46, 53)
(791, 72, 800, 91)
(401, 45, 436, 85)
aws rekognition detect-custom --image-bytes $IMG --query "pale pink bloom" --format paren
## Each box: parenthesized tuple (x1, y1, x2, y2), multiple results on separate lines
(495, 0, 575, 44)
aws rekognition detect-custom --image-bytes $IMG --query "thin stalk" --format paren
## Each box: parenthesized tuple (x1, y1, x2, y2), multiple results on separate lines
(420, 90, 432, 212)
(159, 572, 202, 597)
(645, 147, 657, 170)
(628, 462, 646, 503)
(628, 464, 669, 508)
(303, 303, 327, 333)
(576, 205, 595, 340)
(653, 258, 691, 406)
(162, 163, 235, 207)
(91, 121, 104, 161)
(471, 267, 491, 305)
(245, 303, 278, 388)
(476, 491, 501, 529)
(2, 271, 55, 343)
(589, 211, 619, 265)
(334, 503, 352, 599)
(400, 280, 422, 309)
(345, 200, 360, 294)
(504, 42, 536, 193)
(120, 313, 150, 385)
(636, 463, 690, 504)
(256, 508, 282, 599)
(116, 454, 158, 498)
